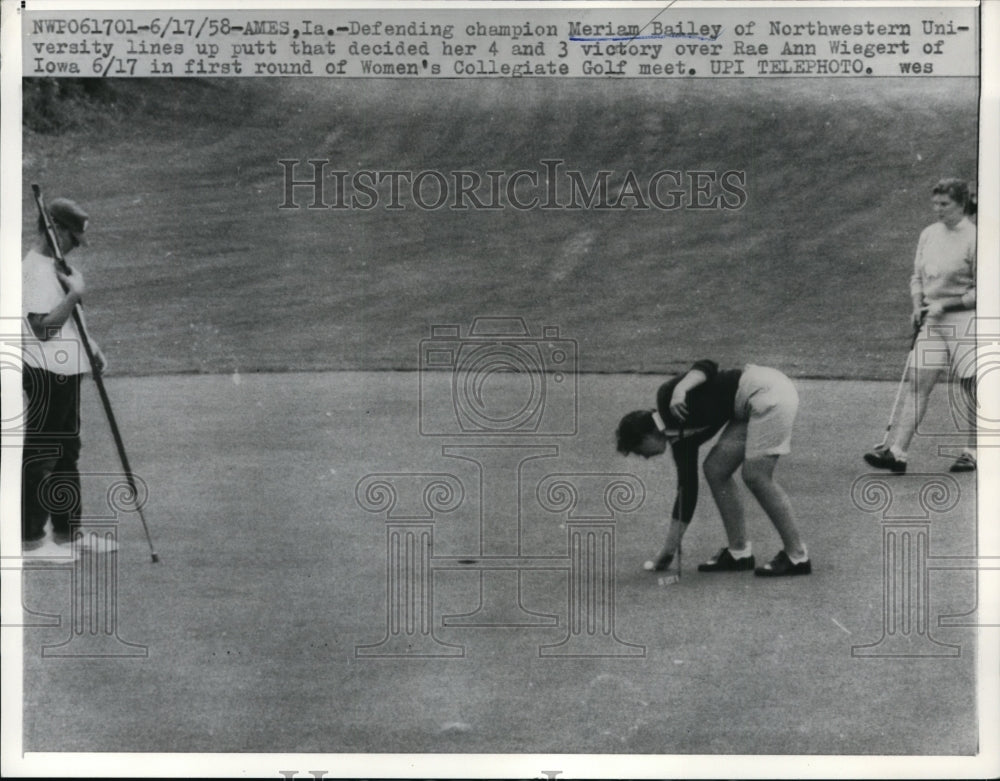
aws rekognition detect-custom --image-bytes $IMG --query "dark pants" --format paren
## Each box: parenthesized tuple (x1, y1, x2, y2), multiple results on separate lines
(22, 366, 82, 543)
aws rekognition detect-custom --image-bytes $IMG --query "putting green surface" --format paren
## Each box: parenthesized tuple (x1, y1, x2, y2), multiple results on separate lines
(21, 371, 978, 755)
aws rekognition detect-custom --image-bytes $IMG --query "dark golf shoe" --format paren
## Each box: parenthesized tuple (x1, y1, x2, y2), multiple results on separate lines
(864, 448, 907, 474)
(949, 453, 976, 473)
(697, 547, 755, 572)
(754, 550, 812, 577)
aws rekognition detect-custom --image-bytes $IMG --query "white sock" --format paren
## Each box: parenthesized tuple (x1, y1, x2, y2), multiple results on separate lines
(889, 445, 907, 461)
(728, 543, 752, 559)
(788, 547, 809, 564)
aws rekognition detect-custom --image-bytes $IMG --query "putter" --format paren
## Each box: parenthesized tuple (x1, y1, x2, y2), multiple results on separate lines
(657, 425, 684, 586)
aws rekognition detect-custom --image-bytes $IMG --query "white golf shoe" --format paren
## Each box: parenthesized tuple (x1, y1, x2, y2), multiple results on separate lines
(23, 537, 80, 563)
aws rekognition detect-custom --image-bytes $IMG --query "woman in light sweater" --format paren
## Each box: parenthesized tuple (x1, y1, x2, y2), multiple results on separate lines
(865, 177, 977, 473)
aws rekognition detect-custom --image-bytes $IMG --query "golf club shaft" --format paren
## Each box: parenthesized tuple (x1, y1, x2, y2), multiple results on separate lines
(876, 318, 923, 449)
(677, 426, 683, 579)
(32, 184, 160, 563)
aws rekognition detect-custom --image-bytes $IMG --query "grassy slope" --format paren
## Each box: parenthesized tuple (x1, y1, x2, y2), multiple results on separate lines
(22, 77, 977, 378)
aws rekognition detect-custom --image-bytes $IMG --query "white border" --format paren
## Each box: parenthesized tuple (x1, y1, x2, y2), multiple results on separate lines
(0, 0, 26, 772)
(2, 0, 997, 778)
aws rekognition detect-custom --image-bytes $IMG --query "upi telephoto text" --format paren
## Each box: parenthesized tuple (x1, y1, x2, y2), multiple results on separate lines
(277, 160, 749, 211)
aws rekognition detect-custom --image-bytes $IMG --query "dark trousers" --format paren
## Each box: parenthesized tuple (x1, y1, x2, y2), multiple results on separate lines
(22, 366, 82, 543)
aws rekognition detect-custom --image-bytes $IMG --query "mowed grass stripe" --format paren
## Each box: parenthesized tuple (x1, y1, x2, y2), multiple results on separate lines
(22, 77, 977, 378)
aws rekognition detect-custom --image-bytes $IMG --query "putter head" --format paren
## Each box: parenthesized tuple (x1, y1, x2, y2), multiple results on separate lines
(648, 540, 682, 586)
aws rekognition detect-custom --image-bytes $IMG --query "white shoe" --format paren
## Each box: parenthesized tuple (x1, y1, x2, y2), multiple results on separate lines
(23, 538, 80, 563)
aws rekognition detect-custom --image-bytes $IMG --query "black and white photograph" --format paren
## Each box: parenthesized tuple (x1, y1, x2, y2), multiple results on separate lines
(1, 0, 997, 777)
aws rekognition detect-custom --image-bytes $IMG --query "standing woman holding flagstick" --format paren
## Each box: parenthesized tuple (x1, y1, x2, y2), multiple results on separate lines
(21, 193, 109, 557)
(22, 188, 160, 562)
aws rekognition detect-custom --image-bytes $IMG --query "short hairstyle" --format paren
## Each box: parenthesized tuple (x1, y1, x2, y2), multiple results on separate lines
(965, 191, 978, 217)
(932, 178, 971, 211)
(616, 410, 657, 455)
